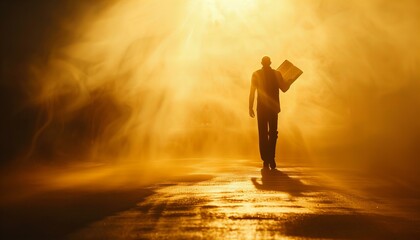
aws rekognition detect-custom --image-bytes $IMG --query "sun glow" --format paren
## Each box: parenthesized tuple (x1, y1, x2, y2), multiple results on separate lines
(20, 0, 420, 179)
(201, 0, 257, 21)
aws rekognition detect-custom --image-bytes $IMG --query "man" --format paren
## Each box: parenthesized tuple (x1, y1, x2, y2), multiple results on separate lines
(249, 56, 288, 170)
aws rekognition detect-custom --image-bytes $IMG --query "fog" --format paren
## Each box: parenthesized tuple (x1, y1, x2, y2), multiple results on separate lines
(2, 0, 420, 185)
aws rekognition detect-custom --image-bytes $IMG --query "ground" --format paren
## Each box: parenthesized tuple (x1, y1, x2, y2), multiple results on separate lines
(1, 158, 420, 239)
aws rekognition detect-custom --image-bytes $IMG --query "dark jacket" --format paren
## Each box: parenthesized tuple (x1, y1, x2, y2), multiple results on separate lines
(252, 67, 281, 113)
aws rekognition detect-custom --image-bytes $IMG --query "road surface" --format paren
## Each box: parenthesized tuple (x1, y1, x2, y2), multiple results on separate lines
(2, 158, 420, 239)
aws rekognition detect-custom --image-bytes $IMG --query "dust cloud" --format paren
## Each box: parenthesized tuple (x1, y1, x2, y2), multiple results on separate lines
(2, 0, 420, 184)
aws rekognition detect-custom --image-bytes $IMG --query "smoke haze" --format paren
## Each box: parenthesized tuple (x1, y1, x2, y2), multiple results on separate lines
(1, 0, 420, 183)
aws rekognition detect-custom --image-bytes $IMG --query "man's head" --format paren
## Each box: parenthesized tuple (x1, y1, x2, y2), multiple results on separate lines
(261, 56, 271, 67)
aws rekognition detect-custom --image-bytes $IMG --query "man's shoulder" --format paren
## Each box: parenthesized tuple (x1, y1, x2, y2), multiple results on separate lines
(252, 69, 263, 77)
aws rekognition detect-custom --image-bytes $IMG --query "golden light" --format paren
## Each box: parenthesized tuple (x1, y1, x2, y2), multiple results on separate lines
(201, 0, 257, 21)
(3, 2, 420, 238)
(23, 0, 420, 181)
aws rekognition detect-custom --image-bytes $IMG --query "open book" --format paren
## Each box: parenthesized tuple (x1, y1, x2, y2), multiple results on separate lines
(276, 60, 303, 92)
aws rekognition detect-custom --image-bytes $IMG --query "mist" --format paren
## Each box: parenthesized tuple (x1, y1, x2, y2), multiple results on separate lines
(2, 0, 420, 184)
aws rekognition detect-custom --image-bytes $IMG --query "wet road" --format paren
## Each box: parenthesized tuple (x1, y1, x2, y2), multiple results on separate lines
(61, 159, 420, 239)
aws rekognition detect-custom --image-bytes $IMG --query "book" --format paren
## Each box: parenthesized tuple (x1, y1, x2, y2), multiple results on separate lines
(276, 60, 303, 91)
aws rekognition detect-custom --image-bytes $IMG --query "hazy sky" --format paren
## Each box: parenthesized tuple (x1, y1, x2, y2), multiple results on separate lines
(1, 1, 420, 181)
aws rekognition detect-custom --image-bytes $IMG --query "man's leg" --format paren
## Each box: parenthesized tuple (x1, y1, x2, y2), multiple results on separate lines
(257, 111, 269, 168)
(268, 112, 278, 169)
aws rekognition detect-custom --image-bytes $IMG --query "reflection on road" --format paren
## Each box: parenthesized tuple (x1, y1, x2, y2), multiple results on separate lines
(68, 160, 420, 239)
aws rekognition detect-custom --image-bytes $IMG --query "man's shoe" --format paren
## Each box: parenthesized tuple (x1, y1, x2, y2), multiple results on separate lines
(263, 162, 270, 170)
(269, 160, 277, 170)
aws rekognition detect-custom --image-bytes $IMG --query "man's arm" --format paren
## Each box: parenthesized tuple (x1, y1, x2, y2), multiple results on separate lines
(275, 70, 290, 93)
(249, 74, 256, 118)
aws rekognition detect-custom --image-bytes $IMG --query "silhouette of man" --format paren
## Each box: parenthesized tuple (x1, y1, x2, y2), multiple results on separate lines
(249, 56, 288, 170)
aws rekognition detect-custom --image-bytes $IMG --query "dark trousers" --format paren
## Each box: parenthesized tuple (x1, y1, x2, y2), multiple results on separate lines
(257, 110, 278, 167)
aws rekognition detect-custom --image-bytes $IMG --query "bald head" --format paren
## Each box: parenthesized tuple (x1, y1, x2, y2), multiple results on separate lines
(261, 56, 271, 67)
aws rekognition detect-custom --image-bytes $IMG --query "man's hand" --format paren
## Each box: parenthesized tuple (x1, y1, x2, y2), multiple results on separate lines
(249, 108, 255, 118)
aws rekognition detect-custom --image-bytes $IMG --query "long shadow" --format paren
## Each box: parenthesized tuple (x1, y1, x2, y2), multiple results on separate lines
(251, 169, 420, 239)
(251, 169, 318, 197)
